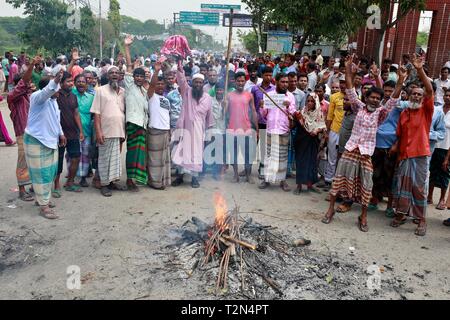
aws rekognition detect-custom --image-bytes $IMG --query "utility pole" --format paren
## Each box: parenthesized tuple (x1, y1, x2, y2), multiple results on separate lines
(173, 12, 177, 35)
(99, 0, 103, 61)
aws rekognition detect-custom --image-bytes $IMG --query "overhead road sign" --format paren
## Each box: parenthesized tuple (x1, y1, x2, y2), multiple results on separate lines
(223, 13, 253, 28)
(201, 4, 241, 13)
(179, 11, 220, 26)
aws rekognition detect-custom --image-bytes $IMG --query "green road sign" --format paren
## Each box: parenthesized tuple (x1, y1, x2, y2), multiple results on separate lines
(179, 11, 220, 25)
(200, 4, 241, 13)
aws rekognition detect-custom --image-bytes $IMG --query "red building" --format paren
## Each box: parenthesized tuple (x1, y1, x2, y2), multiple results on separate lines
(351, 0, 450, 78)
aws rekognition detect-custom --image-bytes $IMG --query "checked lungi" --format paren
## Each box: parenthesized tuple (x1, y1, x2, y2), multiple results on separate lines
(126, 123, 147, 185)
(330, 148, 373, 207)
(98, 138, 122, 187)
(23, 133, 58, 206)
(147, 128, 171, 189)
(263, 133, 289, 184)
(393, 156, 429, 220)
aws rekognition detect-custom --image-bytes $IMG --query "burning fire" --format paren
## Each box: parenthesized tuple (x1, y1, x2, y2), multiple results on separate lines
(214, 192, 228, 231)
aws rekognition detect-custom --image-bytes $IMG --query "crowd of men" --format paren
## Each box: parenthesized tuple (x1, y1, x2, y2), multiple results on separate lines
(1, 40, 450, 238)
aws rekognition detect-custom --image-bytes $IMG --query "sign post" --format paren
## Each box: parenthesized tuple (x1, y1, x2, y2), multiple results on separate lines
(224, 9, 234, 109)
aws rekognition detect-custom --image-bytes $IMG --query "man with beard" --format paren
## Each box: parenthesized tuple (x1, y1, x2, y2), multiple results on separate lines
(90, 66, 126, 197)
(322, 55, 402, 232)
(244, 64, 262, 92)
(123, 35, 150, 191)
(225, 72, 258, 184)
(391, 55, 435, 236)
(83, 70, 97, 95)
(7, 56, 41, 202)
(259, 73, 297, 191)
(171, 60, 214, 188)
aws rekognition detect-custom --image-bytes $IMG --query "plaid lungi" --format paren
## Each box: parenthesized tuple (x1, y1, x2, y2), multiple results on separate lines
(147, 128, 171, 188)
(393, 156, 428, 219)
(126, 123, 147, 184)
(263, 133, 290, 184)
(98, 138, 122, 187)
(330, 148, 373, 207)
(66, 136, 92, 177)
(23, 133, 58, 206)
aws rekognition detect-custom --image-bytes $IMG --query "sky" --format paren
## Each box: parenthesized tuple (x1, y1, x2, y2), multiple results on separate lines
(0, 0, 249, 44)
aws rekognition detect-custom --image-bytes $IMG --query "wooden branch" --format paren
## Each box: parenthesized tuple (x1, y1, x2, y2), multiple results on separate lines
(257, 86, 294, 121)
(222, 235, 257, 251)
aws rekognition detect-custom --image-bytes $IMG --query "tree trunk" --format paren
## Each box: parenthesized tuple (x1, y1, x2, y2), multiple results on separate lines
(298, 33, 309, 54)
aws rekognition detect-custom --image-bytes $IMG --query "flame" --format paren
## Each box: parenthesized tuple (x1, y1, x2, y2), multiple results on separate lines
(214, 192, 228, 231)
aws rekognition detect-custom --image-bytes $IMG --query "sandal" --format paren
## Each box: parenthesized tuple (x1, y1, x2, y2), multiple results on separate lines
(358, 216, 369, 232)
(436, 201, 446, 210)
(443, 218, 450, 226)
(52, 189, 62, 198)
(40, 206, 59, 220)
(390, 216, 407, 228)
(336, 203, 352, 213)
(280, 183, 291, 192)
(19, 191, 34, 202)
(35, 201, 56, 208)
(427, 199, 433, 205)
(293, 187, 302, 195)
(385, 208, 396, 218)
(415, 224, 427, 236)
(108, 183, 127, 191)
(101, 186, 112, 197)
(127, 183, 140, 192)
(368, 203, 378, 211)
(321, 212, 334, 224)
(64, 184, 83, 193)
(79, 179, 89, 188)
(307, 186, 322, 194)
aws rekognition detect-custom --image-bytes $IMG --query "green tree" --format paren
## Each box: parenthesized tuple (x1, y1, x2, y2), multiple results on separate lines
(238, 30, 259, 55)
(416, 31, 429, 49)
(242, 0, 426, 63)
(108, 0, 121, 57)
(5, 0, 96, 55)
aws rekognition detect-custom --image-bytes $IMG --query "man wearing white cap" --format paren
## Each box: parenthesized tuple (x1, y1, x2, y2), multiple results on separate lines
(171, 62, 214, 188)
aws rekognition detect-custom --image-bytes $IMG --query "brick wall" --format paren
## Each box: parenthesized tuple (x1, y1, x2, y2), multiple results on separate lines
(351, 0, 450, 78)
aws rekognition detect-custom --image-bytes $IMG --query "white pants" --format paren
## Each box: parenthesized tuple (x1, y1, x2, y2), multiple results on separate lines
(325, 131, 339, 183)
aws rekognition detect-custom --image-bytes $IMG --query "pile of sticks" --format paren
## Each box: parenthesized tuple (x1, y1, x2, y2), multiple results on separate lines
(202, 207, 257, 292)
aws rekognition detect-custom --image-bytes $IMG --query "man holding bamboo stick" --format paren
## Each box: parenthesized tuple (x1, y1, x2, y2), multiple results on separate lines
(258, 73, 297, 192)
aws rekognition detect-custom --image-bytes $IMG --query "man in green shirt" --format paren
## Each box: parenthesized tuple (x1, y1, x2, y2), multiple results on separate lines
(31, 61, 44, 87)
(71, 74, 95, 187)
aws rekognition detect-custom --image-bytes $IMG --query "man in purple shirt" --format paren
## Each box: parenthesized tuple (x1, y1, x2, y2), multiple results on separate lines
(251, 66, 275, 178)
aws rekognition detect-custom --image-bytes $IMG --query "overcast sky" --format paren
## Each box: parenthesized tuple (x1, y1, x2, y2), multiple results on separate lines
(0, 0, 249, 43)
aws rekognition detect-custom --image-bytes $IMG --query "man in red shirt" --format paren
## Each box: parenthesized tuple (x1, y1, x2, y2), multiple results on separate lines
(391, 54, 434, 236)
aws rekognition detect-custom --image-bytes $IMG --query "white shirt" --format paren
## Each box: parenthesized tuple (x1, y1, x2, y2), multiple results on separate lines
(213, 65, 222, 75)
(434, 78, 450, 106)
(436, 107, 450, 150)
(148, 93, 170, 130)
(244, 78, 262, 92)
(307, 71, 318, 92)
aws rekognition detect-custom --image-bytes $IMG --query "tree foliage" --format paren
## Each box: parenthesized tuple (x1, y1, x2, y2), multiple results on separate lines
(237, 30, 259, 55)
(242, 0, 426, 59)
(5, 0, 96, 55)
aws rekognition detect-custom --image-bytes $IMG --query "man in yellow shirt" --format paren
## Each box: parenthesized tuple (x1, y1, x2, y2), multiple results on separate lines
(321, 77, 346, 189)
